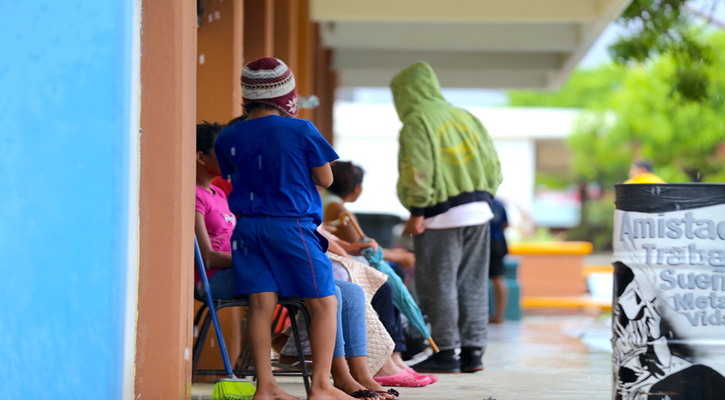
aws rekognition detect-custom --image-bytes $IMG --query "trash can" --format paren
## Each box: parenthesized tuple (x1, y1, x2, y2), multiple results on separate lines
(612, 183, 725, 400)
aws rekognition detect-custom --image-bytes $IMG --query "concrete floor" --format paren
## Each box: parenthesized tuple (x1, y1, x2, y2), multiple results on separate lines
(192, 314, 614, 400)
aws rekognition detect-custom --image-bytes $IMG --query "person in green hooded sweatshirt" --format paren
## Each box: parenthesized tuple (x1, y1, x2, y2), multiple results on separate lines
(391, 61, 503, 374)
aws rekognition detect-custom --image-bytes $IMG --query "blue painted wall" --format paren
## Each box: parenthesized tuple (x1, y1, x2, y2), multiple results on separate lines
(0, 1, 135, 398)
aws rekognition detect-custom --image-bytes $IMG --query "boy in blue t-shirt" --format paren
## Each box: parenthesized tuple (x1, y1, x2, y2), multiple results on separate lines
(215, 58, 353, 400)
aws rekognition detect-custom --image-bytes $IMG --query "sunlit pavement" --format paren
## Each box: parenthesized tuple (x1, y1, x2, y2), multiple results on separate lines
(192, 314, 613, 400)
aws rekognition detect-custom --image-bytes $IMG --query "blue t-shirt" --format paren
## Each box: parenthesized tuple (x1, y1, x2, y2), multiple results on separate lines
(215, 115, 339, 225)
(489, 198, 508, 242)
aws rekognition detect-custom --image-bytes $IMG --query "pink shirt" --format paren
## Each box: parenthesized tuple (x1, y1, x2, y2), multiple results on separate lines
(196, 184, 236, 279)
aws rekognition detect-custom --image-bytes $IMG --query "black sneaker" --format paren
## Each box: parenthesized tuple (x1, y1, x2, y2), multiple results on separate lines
(460, 347, 484, 373)
(412, 350, 460, 374)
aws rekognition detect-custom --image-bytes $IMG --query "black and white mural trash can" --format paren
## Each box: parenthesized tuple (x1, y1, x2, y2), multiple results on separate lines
(612, 183, 725, 400)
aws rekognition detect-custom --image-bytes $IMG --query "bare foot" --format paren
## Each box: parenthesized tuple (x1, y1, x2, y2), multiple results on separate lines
(253, 385, 301, 400)
(308, 385, 356, 400)
(489, 315, 504, 324)
(333, 375, 376, 400)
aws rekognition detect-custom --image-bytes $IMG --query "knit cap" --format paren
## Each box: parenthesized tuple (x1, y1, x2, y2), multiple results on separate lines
(241, 57, 298, 117)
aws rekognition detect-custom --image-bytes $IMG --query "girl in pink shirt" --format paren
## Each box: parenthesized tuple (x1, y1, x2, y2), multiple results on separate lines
(195, 122, 236, 299)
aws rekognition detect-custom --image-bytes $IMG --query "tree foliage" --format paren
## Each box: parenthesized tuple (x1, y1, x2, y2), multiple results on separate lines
(510, 31, 725, 187)
(507, 31, 725, 250)
(508, 64, 627, 110)
(610, 0, 723, 101)
(601, 43, 725, 183)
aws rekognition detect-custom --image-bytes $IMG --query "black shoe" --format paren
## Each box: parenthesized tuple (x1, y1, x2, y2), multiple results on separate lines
(412, 351, 460, 374)
(460, 347, 484, 373)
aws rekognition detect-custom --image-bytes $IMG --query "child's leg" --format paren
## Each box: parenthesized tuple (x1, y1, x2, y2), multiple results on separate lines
(336, 281, 367, 359)
(332, 285, 346, 360)
(389, 352, 409, 371)
(346, 356, 397, 399)
(332, 281, 396, 398)
(490, 275, 507, 323)
(371, 282, 407, 355)
(305, 294, 355, 399)
(331, 356, 377, 400)
(248, 292, 299, 400)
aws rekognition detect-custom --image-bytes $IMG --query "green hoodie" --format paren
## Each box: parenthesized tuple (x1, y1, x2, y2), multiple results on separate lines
(390, 62, 503, 217)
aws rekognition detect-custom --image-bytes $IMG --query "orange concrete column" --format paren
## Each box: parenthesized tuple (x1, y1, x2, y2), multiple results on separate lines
(272, 0, 299, 73)
(137, 0, 197, 398)
(195, 0, 245, 375)
(243, 0, 274, 62)
(294, 0, 315, 122)
(313, 42, 336, 145)
(233, 0, 244, 113)
(197, 0, 244, 123)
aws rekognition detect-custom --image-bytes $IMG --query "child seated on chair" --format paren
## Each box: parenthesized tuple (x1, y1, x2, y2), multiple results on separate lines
(195, 121, 236, 300)
(214, 57, 352, 400)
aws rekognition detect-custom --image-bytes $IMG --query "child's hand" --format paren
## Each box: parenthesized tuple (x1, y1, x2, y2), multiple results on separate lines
(320, 221, 339, 233)
(344, 239, 378, 256)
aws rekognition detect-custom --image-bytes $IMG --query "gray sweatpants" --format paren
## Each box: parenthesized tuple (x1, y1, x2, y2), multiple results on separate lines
(413, 222, 490, 351)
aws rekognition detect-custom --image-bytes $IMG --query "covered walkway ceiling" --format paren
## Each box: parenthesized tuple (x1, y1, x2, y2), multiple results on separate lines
(310, 0, 632, 89)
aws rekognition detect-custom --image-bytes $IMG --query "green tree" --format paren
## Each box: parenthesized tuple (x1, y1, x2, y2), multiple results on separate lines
(507, 31, 725, 250)
(610, 0, 723, 101)
(509, 64, 627, 110)
(606, 52, 725, 182)
(510, 31, 725, 185)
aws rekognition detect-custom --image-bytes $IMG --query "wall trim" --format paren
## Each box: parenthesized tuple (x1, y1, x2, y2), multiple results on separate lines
(123, 0, 142, 398)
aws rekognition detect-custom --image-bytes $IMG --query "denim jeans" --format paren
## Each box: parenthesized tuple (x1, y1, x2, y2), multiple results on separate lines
(334, 279, 368, 359)
(208, 268, 236, 300)
(282, 279, 368, 359)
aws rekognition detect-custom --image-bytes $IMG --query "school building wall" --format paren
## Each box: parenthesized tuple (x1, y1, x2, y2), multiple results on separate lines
(0, 0, 338, 398)
(0, 1, 139, 399)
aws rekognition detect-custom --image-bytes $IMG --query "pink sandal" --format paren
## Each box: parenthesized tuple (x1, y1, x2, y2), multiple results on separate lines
(406, 368, 438, 384)
(373, 369, 432, 387)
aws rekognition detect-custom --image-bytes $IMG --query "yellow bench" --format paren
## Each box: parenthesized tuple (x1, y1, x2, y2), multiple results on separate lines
(521, 296, 612, 311)
(509, 241, 593, 256)
(582, 265, 614, 276)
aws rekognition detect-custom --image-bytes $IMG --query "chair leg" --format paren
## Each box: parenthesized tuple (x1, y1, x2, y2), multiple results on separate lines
(191, 303, 209, 377)
(192, 310, 214, 380)
(297, 302, 313, 394)
(193, 298, 313, 394)
(286, 304, 312, 397)
(235, 312, 254, 378)
(193, 303, 208, 334)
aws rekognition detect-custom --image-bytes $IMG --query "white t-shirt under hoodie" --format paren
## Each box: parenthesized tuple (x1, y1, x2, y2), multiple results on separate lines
(422, 201, 493, 230)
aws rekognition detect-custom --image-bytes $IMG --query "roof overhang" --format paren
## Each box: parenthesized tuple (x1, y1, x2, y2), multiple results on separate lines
(310, 0, 632, 89)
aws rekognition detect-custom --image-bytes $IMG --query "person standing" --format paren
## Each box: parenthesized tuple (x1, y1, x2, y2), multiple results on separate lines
(390, 61, 502, 373)
(488, 198, 509, 324)
(624, 160, 665, 184)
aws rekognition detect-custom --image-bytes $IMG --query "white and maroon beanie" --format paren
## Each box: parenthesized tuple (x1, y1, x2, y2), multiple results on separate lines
(241, 57, 298, 118)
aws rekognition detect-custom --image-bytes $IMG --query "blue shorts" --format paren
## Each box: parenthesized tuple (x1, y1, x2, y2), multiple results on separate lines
(231, 216, 335, 299)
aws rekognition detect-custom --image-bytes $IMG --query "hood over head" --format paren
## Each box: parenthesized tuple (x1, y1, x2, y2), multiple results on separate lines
(389, 61, 447, 121)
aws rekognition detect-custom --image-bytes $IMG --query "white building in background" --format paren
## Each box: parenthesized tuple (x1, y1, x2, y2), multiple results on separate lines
(333, 102, 583, 231)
